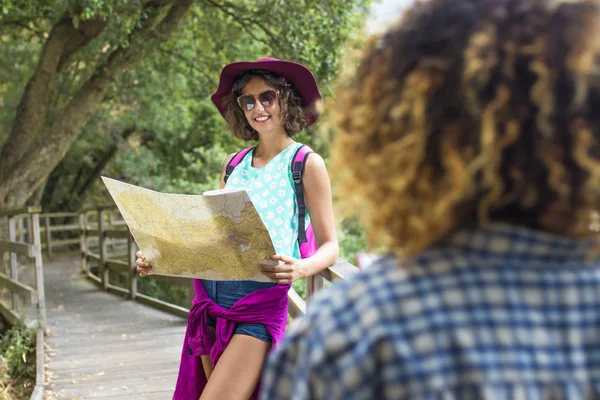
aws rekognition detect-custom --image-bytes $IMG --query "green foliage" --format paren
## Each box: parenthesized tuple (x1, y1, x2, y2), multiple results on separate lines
(137, 279, 193, 308)
(0, 317, 36, 379)
(0, 0, 373, 210)
(1, 0, 373, 304)
(292, 278, 306, 300)
(338, 216, 368, 265)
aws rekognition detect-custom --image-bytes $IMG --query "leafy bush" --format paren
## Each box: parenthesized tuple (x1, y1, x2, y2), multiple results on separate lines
(292, 278, 306, 300)
(338, 217, 368, 265)
(0, 317, 36, 399)
(0, 318, 35, 378)
(137, 278, 193, 308)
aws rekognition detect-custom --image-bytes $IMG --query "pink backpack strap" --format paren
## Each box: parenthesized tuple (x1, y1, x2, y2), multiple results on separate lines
(224, 146, 255, 183)
(291, 145, 313, 243)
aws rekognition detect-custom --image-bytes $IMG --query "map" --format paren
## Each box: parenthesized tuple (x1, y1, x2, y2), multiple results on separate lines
(101, 177, 275, 281)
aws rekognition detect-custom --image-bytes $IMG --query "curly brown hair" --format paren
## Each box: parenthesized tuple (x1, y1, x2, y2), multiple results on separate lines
(222, 70, 307, 141)
(333, 0, 600, 256)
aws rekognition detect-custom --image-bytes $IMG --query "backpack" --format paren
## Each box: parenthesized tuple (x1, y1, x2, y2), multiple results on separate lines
(223, 144, 318, 259)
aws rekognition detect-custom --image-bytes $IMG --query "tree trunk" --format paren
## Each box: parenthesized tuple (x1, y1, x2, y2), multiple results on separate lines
(0, 0, 192, 211)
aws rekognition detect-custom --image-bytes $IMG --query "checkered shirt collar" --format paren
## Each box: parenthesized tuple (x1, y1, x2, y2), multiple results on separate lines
(435, 223, 599, 266)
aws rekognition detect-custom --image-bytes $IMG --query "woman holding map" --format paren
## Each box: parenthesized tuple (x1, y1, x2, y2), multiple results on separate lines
(135, 57, 339, 399)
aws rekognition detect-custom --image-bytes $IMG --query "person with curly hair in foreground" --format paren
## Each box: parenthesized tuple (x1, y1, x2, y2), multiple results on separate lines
(261, 0, 600, 398)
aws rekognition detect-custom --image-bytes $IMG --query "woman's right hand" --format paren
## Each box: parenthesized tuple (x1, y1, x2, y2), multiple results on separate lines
(135, 251, 153, 277)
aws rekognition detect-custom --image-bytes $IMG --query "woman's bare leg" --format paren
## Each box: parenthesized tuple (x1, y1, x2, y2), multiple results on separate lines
(200, 334, 270, 400)
(201, 355, 213, 380)
(201, 327, 216, 380)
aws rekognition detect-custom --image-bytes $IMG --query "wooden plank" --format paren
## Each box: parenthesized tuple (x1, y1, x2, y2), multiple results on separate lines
(40, 212, 78, 218)
(80, 213, 88, 273)
(135, 293, 189, 318)
(104, 228, 130, 239)
(26, 215, 33, 245)
(49, 224, 81, 232)
(44, 216, 52, 258)
(318, 268, 334, 282)
(104, 251, 128, 261)
(9, 216, 19, 309)
(0, 300, 19, 326)
(323, 257, 360, 281)
(107, 284, 130, 297)
(0, 206, 40, 218)
(0, 272, 36, 304)
(87, 252, 101, 264)
(31, 213, 47, 328)
(80, 205, 118, 213)
(18, 215, 25, 242)
(49, 238, 81, 247)
(287, 287, 306, 318)
(29, 385, 44, 400)
(110, 220, 127, 226)
(86, 271, 102, 284)
(34, 328, 45, 398)
(99, 209, 108, 290)
(306, 274, 324, 299)
(105, 259, 130, 274)
(128, 236, 138, 300)
(0, 240, 34, 257)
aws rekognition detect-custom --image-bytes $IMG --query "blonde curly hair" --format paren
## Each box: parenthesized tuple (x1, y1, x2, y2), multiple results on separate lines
(333, 0, 600, 257)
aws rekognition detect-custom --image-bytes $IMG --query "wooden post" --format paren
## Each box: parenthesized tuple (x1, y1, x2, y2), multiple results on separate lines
(31, 212, 46, 328)
(27, 215, 33, 244)
(18, 216, 25, 243)
(44, 216, 52, 259)
(1, 247, 5, 277)
(128, 234, 138, 300)
(306, 274, 325, 300)
(98, 209, 108, 290)
(79, 212, 87, 273)
(8, 215, 19, 310)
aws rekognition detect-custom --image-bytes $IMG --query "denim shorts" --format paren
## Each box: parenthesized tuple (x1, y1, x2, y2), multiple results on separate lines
(200, 279, 275, 343)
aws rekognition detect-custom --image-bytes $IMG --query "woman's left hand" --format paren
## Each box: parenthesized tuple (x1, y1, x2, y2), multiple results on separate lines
(261, 255, 308, 285)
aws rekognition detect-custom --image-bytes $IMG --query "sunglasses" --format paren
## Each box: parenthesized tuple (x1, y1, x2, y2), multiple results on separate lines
(236, 90, 279, 112)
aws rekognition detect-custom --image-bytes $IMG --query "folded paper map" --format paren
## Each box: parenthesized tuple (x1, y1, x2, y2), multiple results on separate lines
(101, 177, 275, 281)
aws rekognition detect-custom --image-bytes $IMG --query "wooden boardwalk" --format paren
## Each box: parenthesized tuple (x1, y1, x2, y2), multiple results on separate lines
(43, 255, 186, 399)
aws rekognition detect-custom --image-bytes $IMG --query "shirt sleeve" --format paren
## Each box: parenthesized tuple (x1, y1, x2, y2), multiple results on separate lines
(260, 270, 393, 399)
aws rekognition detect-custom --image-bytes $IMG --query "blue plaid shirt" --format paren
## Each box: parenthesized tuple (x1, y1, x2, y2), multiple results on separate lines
(261, 224, 600, 399)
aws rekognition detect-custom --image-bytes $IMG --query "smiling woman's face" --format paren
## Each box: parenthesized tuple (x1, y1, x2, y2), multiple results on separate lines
(240, 76, 284, 135)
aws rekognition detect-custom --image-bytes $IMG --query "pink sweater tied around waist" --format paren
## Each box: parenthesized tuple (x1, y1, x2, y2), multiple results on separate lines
(173, 279, 290, 399)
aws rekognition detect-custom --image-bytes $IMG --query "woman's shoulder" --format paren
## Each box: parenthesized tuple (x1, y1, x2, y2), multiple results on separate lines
(301, 151, 327, 182)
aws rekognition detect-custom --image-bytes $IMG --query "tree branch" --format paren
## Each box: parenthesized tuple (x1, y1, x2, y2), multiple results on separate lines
(79, 127, 136, 196)
(0, 12, 108, 182)
(58, 17, 109, 71)
(43, 125, 136, 211)
(0, 0, 192, 209)
(202, 0, 284, 53)
(162, 48, 217, 87)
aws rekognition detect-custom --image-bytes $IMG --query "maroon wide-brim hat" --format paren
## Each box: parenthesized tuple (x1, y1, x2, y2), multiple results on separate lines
(210, 57, 322, 126)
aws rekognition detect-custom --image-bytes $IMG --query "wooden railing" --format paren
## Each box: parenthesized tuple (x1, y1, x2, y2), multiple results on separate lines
(0, 205, 358, 400)
(0, 207, 46, 400)
(39, 212, 81, 258)
(46, 206, 359, 319)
